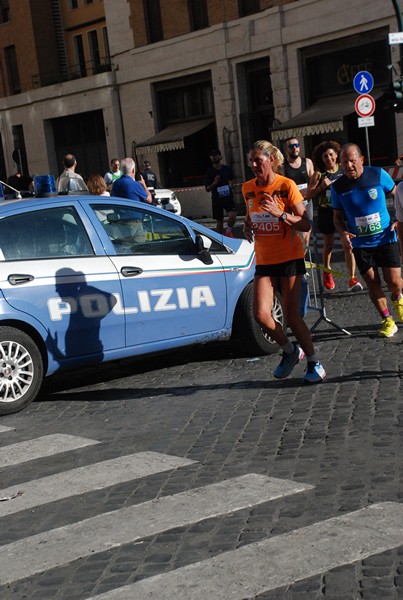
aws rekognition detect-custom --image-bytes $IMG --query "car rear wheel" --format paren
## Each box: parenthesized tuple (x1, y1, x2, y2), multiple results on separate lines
(233, 283, 287, 355)
(0, 327, 43, 416)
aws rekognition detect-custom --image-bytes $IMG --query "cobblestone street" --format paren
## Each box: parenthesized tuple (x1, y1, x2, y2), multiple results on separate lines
(0, 248, 402, 599)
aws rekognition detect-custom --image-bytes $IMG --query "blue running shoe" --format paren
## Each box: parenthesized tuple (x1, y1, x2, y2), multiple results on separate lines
(303, 361, 326, 384)
(273, 343, 305, 379)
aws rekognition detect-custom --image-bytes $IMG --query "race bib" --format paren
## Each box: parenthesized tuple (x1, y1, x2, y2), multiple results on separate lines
(325, 189, 332, 207)
(251, 212, 281, 235)
(216, 185, 231, 197)
(354, 212, 382, 236)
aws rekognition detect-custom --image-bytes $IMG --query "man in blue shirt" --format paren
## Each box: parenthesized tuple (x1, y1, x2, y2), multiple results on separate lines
(332, 143, 403, 338)
(111, 157, 152, 203)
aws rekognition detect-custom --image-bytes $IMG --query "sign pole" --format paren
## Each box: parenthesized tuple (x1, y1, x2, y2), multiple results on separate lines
(364, 127, 371, 165)
(353, 76, 376, 164)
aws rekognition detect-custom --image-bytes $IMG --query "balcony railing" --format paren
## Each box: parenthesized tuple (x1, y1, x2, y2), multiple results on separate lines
(32, 58, 112, 89)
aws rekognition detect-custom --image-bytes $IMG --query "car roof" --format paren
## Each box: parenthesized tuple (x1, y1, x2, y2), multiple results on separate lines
(0, 194, 175, 216)
(0, 194, 241, 250)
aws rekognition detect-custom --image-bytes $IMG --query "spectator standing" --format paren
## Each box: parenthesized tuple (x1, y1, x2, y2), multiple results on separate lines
(141, 160, 159, 189)
(104, 159, 122, 189)
(332, 143, 403, 338)
(111, 157, 152, 203)
(279, 137, 314, 250)
(57, 153, 88, 193)
(87, 174, 110, 196)
(306, 140, 362, 292)
(141, 159, 159, 204)
(205, 148, 236, 237)
(242, 140, 326, 384)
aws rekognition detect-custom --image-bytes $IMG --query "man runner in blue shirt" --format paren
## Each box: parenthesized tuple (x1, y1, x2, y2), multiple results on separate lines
(332, 143, 403, 338)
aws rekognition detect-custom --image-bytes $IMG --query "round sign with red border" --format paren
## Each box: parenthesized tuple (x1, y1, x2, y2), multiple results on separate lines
(355, 94, 376, 117)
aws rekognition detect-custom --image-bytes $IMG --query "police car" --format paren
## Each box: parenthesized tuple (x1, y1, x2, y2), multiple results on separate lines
(0, 195, 285, 415)
(152, 188, 182, 214)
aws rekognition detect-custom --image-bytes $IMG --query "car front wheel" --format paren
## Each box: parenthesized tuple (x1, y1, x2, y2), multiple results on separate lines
(0, 327, 43, 416)
(233, 283, 287, 355)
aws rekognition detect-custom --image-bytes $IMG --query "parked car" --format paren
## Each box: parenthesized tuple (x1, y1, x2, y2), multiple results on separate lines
(152, 188, 182, 214)
(0, 195, 285, 415)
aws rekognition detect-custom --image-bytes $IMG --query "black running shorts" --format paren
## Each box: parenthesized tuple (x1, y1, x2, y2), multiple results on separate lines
(353, 242, 401, 276)
(317, 206, 335, 235)
(255, 258, 306, 278)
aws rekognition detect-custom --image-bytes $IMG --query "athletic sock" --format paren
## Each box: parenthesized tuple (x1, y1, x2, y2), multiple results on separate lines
(281, 341, 295, 355)
(381, 308, 391, 318)
(307, 354, 318, 363)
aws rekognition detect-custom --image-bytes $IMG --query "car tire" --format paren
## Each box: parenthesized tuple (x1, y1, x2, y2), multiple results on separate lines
(233, 283, 287, 355)
(0, 327, 43, 415)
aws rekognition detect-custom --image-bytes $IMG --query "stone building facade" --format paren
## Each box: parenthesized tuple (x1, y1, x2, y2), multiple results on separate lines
(0, 0, 401, 217)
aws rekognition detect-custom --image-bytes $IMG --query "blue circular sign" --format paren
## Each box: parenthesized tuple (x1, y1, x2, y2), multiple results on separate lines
(353, 71, 374, 94)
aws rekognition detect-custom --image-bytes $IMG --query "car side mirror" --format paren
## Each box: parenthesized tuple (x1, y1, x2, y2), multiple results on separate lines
(195, 234, 213, 265)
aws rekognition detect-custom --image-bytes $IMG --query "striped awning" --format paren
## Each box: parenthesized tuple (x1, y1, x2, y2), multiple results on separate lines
(270, 91, 383, 141)
(135, 118, 214, 154)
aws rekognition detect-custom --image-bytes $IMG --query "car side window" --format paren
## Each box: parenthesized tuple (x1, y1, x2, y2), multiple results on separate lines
(92, 204, 195, 255)
(0, 207, 94, 261)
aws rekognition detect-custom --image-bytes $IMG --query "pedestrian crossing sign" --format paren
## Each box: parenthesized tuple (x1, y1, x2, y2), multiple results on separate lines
(353, 70, 374, 95)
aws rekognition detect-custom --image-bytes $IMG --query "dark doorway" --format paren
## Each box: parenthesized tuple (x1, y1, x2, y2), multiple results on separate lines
(52, 110, 108, 180)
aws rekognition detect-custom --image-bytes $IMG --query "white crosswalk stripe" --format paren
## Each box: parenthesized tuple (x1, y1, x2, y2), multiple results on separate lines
(1, 433, 402, 599)
(0, 451, 195, 517)
(0, 433, 99, 467)
(0, 473, 312, 585)
(0, 425, 14, 433)
(86, 502, 403, 600)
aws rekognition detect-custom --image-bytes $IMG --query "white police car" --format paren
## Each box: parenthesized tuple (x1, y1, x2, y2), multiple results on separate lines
(0, 195, 285, 415)
(152, 188, 181, 214)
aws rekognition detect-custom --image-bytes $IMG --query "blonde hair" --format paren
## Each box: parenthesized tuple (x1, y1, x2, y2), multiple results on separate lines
(250, 140, 284, 169)
(87, 173, 108, 196)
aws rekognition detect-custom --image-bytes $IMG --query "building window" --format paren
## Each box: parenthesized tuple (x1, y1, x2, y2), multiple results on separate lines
(88, 30, 100, 73)
(73, 35, 87, 77)
(102, 27, 111, 66)
(84, 0, 94, 4)
(188, 0, 208, 31)
(0, 0, 10, 24)
(159, 81, 213, 125)
(238, 0, 260, 17)
(4, 45, 21, 94)
(68, 0, 78, 8)
(143, 0, 163, 44)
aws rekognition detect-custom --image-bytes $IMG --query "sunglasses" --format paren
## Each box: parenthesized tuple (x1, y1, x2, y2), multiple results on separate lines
(287, 143, 300, 149)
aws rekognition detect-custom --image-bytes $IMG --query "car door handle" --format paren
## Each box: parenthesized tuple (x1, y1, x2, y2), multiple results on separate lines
(8, 274, 35, 285)
(121, 266, 143, 277)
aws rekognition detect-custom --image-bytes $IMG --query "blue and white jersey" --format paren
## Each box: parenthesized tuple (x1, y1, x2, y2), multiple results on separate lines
(331, 167, 396, 248)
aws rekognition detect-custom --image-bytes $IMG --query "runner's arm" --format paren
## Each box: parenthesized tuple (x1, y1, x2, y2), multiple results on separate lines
(333, 208, 355, 251)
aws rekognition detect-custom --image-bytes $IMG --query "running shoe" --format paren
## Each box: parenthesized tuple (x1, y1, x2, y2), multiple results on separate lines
(379, 316, 397, 338)
(303, 361, 326, 384)
(323, 272, 335, 290)
(348, 277, 363, 292)
(225, 227, 234, 238)
(273, 343, 305, 379)
(392, 296, 403, 322)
